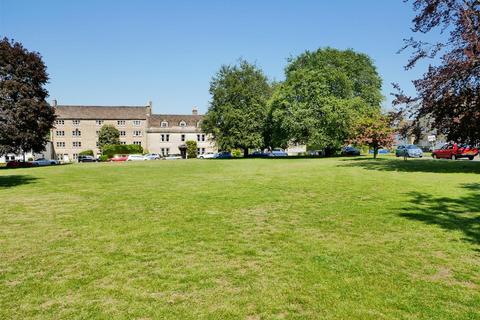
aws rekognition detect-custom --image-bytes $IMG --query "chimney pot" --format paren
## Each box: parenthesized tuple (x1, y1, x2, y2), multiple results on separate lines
(192, 106, 198, 115)
(51, 99, 57, 107)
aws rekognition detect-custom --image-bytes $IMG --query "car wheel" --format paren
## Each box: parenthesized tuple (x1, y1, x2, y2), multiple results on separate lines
(451, 154, 457, 160)
(468, 156, 474, 161)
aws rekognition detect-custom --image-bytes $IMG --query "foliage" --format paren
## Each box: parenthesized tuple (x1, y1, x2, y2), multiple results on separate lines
(202, 60, 272, 157)
(269, 48, 382, 150)
(79, 150, 94, 156)
(98, 155, 109, 162)
(102, 144, 143, 158)
(396, 0, 480, 145)
(185, 140, 197, 159)
(98, 125, 120, 150)
(348, 114, 395, 159)
(231, 148, 242, 158)
(0, 38, 55, 156)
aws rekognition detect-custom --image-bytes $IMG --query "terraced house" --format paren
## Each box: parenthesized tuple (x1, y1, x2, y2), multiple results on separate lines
(51, 100, 216, 160)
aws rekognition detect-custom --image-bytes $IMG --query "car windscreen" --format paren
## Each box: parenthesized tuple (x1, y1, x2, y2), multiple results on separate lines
(406, 145, 418, 149)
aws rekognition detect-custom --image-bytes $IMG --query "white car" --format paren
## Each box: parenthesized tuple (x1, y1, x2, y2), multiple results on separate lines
(31, 158, 59, 166)
(197, 152, 216, 159)
(127, 154, 146, 161)
(144, 153, 160, 160)
(163, 154, 182, 160)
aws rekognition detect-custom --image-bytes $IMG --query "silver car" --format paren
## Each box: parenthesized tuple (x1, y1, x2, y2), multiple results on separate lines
(396, 145, 423, 158)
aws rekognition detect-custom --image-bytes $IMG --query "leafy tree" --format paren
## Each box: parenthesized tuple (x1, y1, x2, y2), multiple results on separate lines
(186, 140, 197, 159)
(98, 124, 120, 150)
(0, 38, 55, 159)
(396, 0, 480, 145)
(270, 48, 382, 152)
(348, 114, 395, 159)
(202, 60, 272, 157)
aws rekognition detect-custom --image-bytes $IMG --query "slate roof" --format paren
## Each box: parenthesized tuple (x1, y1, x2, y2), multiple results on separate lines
(55, 105, 149, 120)
(149, 114, 203, 127)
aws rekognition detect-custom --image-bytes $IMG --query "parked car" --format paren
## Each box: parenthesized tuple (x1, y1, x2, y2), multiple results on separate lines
(395, 145, 423, 158)
(163, 154, 183, 160)
(432, 143, 478, 160)
(341, 146, 361, 156)
(249, 150, 269, 158)
(369, 148, 390, 154)
(144, 153, 160, 160)
(109, 154, 128, 162)
(197, 152, 217, 159)
(6, 161, 34, 168)
(268, 148, 288, 157)
(127, 154, 146, 161)
(78, 155, 96, 163)
(215, 151, 232, 159)
(31, 158, 59, 166)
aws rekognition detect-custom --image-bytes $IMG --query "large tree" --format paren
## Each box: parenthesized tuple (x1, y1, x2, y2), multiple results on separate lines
(202, 60, 272, 156)
(269, 48, 383, 152)
(396, 0, 480, 145)
(98, 124, 120, 150)
(0, 38, 55, 158)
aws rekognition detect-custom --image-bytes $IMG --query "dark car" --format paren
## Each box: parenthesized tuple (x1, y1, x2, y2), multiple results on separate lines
(78, 155, 97, 163)
(215, 151, 232, 159)
(341, 146, 361, 156)
(249, 150, 269, 158)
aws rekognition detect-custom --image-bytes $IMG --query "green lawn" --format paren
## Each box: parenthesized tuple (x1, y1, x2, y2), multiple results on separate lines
(0, 157, 479, 319)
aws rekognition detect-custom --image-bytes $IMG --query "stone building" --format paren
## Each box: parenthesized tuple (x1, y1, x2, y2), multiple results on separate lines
(51, 101, 216, 160)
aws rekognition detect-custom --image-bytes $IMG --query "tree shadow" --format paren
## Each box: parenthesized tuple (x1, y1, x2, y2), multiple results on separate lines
(400, 183, 480, 247)
(340, 157, 480, 174)
(0, 175, 39, 188)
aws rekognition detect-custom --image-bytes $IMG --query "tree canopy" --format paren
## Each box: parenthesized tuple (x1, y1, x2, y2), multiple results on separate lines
(269, 48, 383, 151)
(202, 60, 272, 156)
(0, 38, 55, 156)
(396, 0, 480, 145)
(348, 114, 395, 159)
(98, 124, 120, 150)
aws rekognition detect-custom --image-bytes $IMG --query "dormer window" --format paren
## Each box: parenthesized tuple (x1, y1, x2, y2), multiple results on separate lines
(161, 121, 168, 128)
(179, 121, 187, 127)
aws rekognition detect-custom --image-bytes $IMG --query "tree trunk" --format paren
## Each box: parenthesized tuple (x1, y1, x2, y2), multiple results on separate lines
(243, 148, 249, 158)
(373, 146, 378, 159)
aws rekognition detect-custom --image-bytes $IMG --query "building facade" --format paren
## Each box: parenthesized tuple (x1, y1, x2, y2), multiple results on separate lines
(51, 101, 216, 160)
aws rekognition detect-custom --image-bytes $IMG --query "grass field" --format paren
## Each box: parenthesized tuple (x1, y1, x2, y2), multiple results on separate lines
(0, 157, 479, 319)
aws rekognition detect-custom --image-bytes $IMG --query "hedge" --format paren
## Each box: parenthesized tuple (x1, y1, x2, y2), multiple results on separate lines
(79, 150, 94, 156)
(102, 144, 144, 158)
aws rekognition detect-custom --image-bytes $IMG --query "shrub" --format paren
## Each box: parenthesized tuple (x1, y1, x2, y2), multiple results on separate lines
(102, 144, 144, 158)
(186, 140, 197, 159)
(231, 149, 242, 158)
(98, 155, 109, 162)
(79, 150, 94, 156)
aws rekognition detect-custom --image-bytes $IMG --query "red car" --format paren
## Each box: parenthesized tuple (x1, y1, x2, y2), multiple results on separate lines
(6, 161, 34, 168)
(432, 143, 478, 160)
(109, 154, 128, 162)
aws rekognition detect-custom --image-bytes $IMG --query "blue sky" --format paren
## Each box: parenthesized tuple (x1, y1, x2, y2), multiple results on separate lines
(1, 0, 437, 114)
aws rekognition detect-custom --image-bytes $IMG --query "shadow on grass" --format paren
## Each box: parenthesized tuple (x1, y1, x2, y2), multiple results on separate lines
(400, 183, 480, 247)
(340, 157, 480, 174)
(0, 175, 39, 188)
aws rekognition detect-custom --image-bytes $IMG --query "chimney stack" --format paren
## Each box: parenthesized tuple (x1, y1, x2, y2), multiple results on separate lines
(51, 99, 57, 107)
(146, 101, 152, 116)
(192, 106, 198, 115)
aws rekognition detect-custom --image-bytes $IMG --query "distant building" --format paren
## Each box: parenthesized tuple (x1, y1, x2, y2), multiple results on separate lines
(50, 101, 216, 160)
